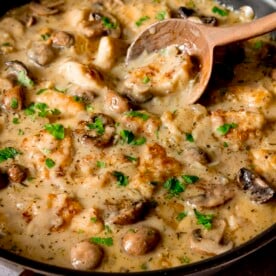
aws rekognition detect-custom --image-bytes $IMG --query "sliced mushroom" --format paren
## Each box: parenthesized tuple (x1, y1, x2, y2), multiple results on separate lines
(76, 113, 116, 147)
(237, 168, 275, 204)
(122, 226, 160, 256)
(71, 241, 103, 270)
(5, 60, 30, 80)
(7, 164, 27, 183)
(88, 11, 121, 38)
(106, 200, 148, 225)
(190, 220, 233, 255)
(51, 31, 74, 48)
(187, 184, 235, 208)
(2, 86, 23, 111)
(184, 146, 210, 165)
(178, 7, 195, 18)
(29, 2, 60, 16)
(124, 90, 153, 104)
(0, 173, 9, 190)
(27, 42, 55, 66)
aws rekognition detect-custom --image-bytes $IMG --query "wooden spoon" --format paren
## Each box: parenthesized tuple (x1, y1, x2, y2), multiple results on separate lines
(126, 13, 276, 104)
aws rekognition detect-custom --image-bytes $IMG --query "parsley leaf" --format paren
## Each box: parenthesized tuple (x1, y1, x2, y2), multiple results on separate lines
(176, 212, 187, 221)
(90, 237, 113, 246)
(124, 155, 138, 162)
(41, 33, 51, 41)
(12, 117, 20, 124)
(156, 11, 166, 20)
(194, 209, 214, 230)
(182, 175, 199, 184)
(253, 40, 263, 50)
(120, 130, 146, 145)
(45, 158, 55, 168)
(36, 88, 47, 95)
(1, 42, 11, 47)
(185, 133, 194, 142)
(126, 111, 149, 121)
(0, 147, 20, 163)
(164, 177, 185, 196)
(10, 98, 18, 109)
(102, 17, 117, 29)
(17, 71, 34, 88)
(87, 117, 105, 135)
(216, 123, 238, 135)
(135, 16, 150, 26)
(112, 171, 129, 186)
(142, 75, 151, 84)
(212, 6, 229, 17)
(131, 136, 146, 145)
(96, 161, 106, 168)
(44, 123, 65, 140)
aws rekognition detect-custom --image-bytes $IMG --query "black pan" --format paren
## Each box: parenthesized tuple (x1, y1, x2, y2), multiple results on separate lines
(0, 0, 275, 275)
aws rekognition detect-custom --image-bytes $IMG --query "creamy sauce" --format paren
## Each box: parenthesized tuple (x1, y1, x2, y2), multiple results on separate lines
(0, 0, 275, 273)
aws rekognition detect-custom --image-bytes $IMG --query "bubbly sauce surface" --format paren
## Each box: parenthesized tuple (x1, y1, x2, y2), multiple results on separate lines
(0, 0, 275, 273)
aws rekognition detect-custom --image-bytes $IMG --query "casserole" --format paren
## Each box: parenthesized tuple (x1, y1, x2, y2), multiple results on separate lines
(0, 0, 275, 275)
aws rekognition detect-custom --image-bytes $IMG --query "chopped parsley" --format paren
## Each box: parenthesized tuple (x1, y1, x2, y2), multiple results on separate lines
(18, 129, 24, 136)
(90, 217, 98, 223)
(1, 42, 11, 47)
(155, 11, 166, 20)
(102, 16, 117, 29)
(126, 111, 149, 121)
(44, 123, 65, 140)
(223, 141, 229, 148)
(112, 171, 129, 186)
(25, 102, 60, 118)
(135, 16, 150, 27)
(253, 40, 263, 50)
(164, 177, 185, 196)
(87, 117, 105, 135)
(10, 98, 18, 109)
(182, 175, 199, 184)
(178, 256, 190, 264)
(45, 158, 55, 169)
(124, 155, 138, 162)
(212, 6, 229, 17)
(85, 104, 94, 112)
(12, 117, 20, 124)
(142, 75, 151, 84)
(41, 33, 51, 41)
(0, 147, 20, 163)
(54, 86, 67, 93)
(36, 88, 47, 95)
(120, 130, 146, 145)
(176, 212, 187, 221)
(96, 161, 106, 168)
(185, 133, 194, 142)
(72, 95, 85, 102)
(17, 71, 34, 88)
(90, 237, 113, 246)
(194, 209, 214, 230)
(216, 123, 238, 136)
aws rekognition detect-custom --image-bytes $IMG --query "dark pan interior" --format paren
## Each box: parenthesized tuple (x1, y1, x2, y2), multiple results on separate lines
(0, 0, 275, 275)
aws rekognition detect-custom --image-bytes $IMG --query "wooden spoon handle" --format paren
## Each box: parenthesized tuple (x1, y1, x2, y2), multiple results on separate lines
(203, 12, 276, 48)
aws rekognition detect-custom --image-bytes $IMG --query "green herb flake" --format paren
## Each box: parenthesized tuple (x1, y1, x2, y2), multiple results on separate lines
(35, 102, 49, 117)
(112, 171, 129, 186)
(24, 103, 36, 116)
(101, 16, 117, 29)
(216, 123, 238, 136)
(85, 104, 94, 112)
(10, 98, 18, 109)
(50, 108, 61, 116)
(178, 256, 190, 264)
(124, 155, 138, 162)
(223, 141, 229, 148)
(253, 40, 263, 50)
(90, 237, 113, 246)
(104, 225, 112, 234)
(87, 117, 105, 135)
(72, 95, 84, 102)
(54, 87, 67, 93)
(18, 129, 24, 136)
(96, 161, 106, 168)
(127, 111, 149, 121)
(1, 42, 11, 47)
(155, 11, 166, 20)
(164, 177, 185, 196)
(0, 147, 20, 163)
(185, 133, 194, 142)
(142, 75, 151, 84)
(135, 16, 150, 27)
(36, 88, 47, 95)
(45, 158, 55, 169)
(44, 123, 65, 140)
(120, 130, 135, 144)
(182, 175, 199, 184)
(176, 212, 187, 221)
(131, 136, 146, 146)
(141, 263, 148, 270)
(212, 6, 229, 17)
(194, 209, 214, 230)
(17, 71, 34, 88)
(90, 217, 98, 223)
(12, 117, 20, 124)
(41, 33, 51, 41)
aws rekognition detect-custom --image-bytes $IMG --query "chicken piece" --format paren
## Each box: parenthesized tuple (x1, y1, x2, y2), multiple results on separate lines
(104, 90, 129, 114)
(36, 89, 84, 117)
(47, 193, 83, 231)
(71, 207, 104, 235)
(94, 37, 127, 70)
(1, 86, 23, 111)
(211, 110, 265, 143)
(0, 17, 24, 37)
(251, 149, 276, 177)
(28, 42, 55, 66)
(59, 61, 104, 93)
(22, 130, 73, 180)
